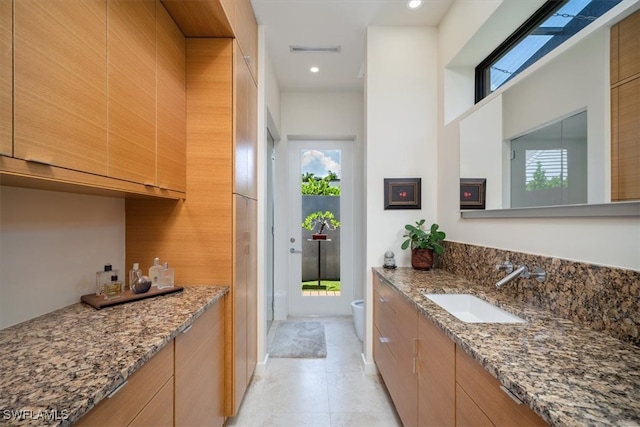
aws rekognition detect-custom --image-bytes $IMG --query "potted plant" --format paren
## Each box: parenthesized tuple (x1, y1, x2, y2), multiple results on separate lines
(401, 219, 446, 270)
(302, 210, 341, 240)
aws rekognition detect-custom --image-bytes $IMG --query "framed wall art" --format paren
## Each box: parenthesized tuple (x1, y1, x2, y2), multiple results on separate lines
(460, 178, 486, 210)
(384, 178, 421, 210)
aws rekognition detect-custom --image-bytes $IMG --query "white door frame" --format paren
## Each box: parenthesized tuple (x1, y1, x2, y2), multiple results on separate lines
(287, 138, 354, 316)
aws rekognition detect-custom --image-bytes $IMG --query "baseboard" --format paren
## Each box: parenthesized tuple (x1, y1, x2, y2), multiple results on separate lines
(361, 352, 378, 375)
(254, 354, 270, 376)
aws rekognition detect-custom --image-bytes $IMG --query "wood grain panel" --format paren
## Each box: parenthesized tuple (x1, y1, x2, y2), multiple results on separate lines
(236, 0, 258, 81)
(76, 343, 174, 426)
(455, 384, 494, 427)
(234, 43, 250, 197)
(233, 194, 249, 411)
(108, 0, 156, 185)
(611, 86, 620, 201)
(0, 0, 11, 157)
(456, 346, 547, 426)
(615, 77, 640, 200)
(610, 22, 619, 85)
(156, 1, 186, 192)
(125, 38, 233, 284)
(247, 63, 258, 197)
(175, 299, 225, 427)
(160, 0, 233, 37)
(417, 314, 455, 427)
(14, 0, 107, 174)
(246, 197, 258, 383)
(616, 9, 640, 83)
(128, 377, 174, 427)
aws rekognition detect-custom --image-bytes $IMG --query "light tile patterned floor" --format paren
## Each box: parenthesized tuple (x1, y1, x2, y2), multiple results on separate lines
(224, 316, 402, 427)
(301, 290, 341, 296)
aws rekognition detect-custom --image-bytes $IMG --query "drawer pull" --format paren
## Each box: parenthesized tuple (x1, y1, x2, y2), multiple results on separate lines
(182, 324, 193, 334)
(500, 385, 523, 405)
(379, 297, 385, 303)
(107, 380, 128, 398)
(379, 336, 390, 343)
(25, 157, 52, 166)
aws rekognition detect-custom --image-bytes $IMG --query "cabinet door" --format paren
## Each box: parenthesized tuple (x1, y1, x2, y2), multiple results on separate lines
(175, 298, 226, 427)
(611, 78, 640, 201)
(129, 377, 174, 427)
(14, 0, 107, 173)
(246, 197, 258, 382)
(455, 384, 494, 427)
(157, 1, 186, 192)
(612, 9, 640, 84)
(76, 343, 174, 427)
(233, 194, 249, 412)
(108, 0, 156, 185)
(236, 0, 258, 81)
(0, 0, 11, 157)
(234, 44, 250, 198)
(456, 346, 547, 427)
(417, 314, 455, 427)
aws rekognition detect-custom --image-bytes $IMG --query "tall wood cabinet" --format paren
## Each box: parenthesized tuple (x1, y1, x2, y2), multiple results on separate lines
(125, 38, 258, 418)
(611, 9, 640, 201)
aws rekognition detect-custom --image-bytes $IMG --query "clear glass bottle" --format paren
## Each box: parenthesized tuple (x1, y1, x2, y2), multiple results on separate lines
(103, 274, 124, 299)
(128, 263, 142, 290)
(158, 262, 174, 289)
(149, 257, 162, 287)
(96, 264, 116, 296)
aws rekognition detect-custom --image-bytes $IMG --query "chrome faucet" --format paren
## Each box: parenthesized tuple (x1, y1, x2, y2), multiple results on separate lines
(495, 262, 546, 288)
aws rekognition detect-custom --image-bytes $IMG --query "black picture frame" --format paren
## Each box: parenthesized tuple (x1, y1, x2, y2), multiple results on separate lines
(460, 178, 486, 210)
(384, 178, 421, 210)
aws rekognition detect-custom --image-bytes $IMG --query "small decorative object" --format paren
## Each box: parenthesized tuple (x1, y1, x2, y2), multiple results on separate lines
(302, 210, 341, 239)
(401, 220, 446, 270)
(384, 178, 421, 210)
(383, 251, 397, 269)
(131, 275, 152, 294)
(460, 178, 486, 210)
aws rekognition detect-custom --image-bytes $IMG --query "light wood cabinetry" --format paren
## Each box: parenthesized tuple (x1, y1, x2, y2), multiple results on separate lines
(5, 0, 185, 199)
(125, 37, 257, 418)
(235, 41, 258, 198)
(13, 0, 108, 175)
(76, 343, 174, 427)
(456, 346, 547, 426)
(373, 272, 547, 427)
(176, 296, 226, 427)
(417, 314, 455, 427)
(373, 274, 418, 427)
(0, 0, 11, 157)
(611, 9, 640, 201)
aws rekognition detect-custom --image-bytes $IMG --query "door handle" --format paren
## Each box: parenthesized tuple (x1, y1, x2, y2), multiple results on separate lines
(290, 248, 302, 254)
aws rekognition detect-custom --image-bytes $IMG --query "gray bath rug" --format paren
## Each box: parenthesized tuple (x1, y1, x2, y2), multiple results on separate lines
(268, 321, 327, 358)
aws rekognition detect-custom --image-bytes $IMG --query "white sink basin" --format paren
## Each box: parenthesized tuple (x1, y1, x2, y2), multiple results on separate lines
(423, 293, 526, 324)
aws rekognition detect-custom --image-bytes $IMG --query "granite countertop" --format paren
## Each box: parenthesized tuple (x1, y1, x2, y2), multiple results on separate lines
(373, 267, 640, 427)
(0, 285, 228, 426)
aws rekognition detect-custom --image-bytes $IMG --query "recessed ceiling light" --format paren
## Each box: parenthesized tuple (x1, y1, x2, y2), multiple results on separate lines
(406, 0, 423, 10)
(310, 66, 319, 73)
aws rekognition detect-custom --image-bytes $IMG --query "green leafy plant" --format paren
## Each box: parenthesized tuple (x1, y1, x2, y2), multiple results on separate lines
(401, 220, 446, 255)
(302, 211, 341, 234)
(301, 172, 341, 196)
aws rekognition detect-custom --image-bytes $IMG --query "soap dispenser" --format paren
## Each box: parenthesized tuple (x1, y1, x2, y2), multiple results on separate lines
(149, 257, 162, 287)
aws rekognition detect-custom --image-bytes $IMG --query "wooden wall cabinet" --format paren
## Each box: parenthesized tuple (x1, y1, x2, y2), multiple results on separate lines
(610, 9, 640, 202)
(75, 342, 174, 427)
(0, 0, 12, 157)
(176, 296, 226, 427)
(5, 0, 186, 199)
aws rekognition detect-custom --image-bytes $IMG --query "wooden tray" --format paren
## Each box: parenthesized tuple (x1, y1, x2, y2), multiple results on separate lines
(81, 286, 184, 309)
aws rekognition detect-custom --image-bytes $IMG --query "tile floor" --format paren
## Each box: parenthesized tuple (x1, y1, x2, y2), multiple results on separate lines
(224, 316, 402, 427)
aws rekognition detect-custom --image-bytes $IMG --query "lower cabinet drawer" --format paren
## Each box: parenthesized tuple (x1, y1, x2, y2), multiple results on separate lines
(76, 342, 174, 426)
(129, 376, 174, 427)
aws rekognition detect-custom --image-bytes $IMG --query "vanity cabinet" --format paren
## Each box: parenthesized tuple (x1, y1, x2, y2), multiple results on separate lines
(456, 346, 547, 427)
(175, 296, 226, 427)
(373, 272, 547, 427)
(610, 9, 640, 202)
(75, 342, 174, 427)
(6, 0, 186, 198)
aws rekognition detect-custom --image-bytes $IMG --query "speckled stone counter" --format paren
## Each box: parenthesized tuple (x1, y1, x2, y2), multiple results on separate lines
(373, 267, 640, 427)
(0, 285, 228, 426)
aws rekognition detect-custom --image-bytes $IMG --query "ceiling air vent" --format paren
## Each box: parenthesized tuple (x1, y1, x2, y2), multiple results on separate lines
(289, 45, 341, 53)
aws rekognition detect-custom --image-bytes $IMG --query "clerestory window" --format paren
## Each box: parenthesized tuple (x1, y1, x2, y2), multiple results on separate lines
(475, 0, 622, 103)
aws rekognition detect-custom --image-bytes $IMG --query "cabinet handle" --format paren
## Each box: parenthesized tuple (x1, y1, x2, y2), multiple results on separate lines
(500, 385, 523, 405)
(378, 297, 385, 303)
(182, 324, 193, 334)
(107, 380, 128, 398)
(412, 358, 417, 374)
(413, 338, 419, 356)
(25, 157, 52, 166)
(379, 336, 390, 343)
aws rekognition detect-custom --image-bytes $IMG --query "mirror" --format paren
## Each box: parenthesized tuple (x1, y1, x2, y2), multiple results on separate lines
(459, 25, 628, 214)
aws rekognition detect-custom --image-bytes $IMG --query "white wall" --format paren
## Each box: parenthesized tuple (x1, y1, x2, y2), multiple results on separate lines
(364, 26, 438, 369)
(437, 0, 640, 271)
(274, 92, 365, 320)
(0, 186, 125, 328)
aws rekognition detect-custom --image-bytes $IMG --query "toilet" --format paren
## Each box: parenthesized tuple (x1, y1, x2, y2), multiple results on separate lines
(351, 299, 365, 342)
